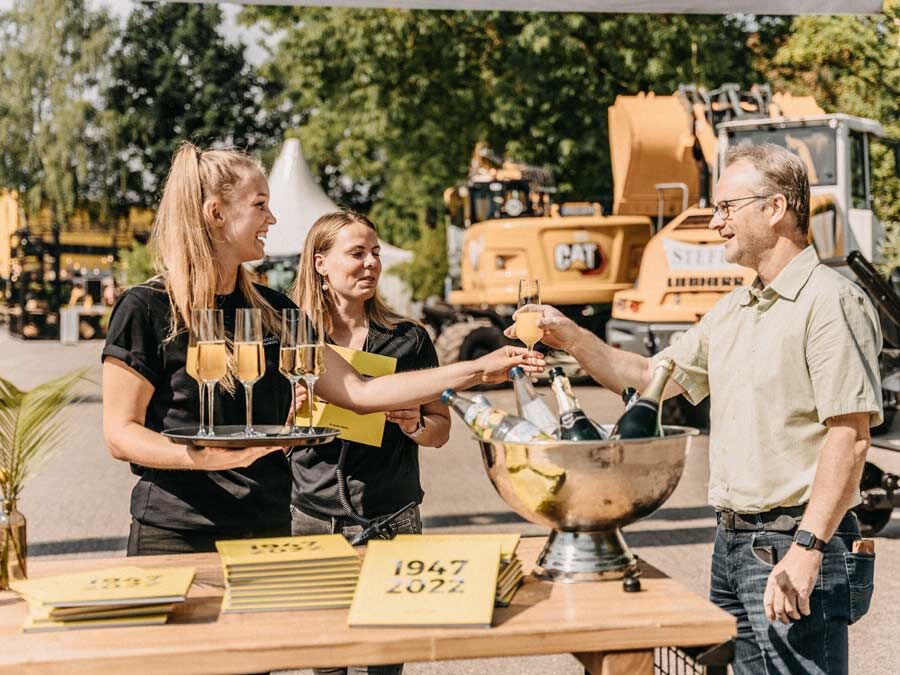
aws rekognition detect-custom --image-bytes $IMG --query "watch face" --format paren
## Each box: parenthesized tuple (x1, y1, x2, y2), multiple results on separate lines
(795, 530, 815, 548)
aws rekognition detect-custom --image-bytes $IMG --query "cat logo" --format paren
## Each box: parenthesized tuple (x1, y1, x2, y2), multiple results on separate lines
(554, 242, 603, 273)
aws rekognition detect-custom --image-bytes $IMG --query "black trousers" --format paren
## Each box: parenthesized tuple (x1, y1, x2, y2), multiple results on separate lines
(127, 520, 291, 556)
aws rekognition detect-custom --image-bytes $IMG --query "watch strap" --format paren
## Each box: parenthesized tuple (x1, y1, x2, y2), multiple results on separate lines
(793, 529, 826, 552)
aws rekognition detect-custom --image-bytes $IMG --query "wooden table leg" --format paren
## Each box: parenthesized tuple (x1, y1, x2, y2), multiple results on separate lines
(574, 649, 654, 675)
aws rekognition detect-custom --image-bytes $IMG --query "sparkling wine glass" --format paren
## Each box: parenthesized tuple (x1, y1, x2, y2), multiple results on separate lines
(192, 309, 225, 436)
(235, 308, 265, 437)
(186, 319, 206, 436)
(280, 309, 305, 434)
(516, 279, 543, 362)
(297, 315, 327, 435)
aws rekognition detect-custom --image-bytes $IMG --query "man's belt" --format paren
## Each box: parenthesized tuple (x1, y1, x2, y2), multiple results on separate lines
(716, 504, 806, 533)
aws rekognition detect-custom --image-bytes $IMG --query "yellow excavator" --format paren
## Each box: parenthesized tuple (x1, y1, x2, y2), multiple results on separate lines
(424, 143, 652, 373)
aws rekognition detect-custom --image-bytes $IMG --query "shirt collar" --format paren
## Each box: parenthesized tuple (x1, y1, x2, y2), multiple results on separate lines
(738, 246, 819, 306)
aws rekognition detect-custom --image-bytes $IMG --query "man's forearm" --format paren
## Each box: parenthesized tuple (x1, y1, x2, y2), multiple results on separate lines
(568, 326, 654, 393)
(800, 421, 870, 542)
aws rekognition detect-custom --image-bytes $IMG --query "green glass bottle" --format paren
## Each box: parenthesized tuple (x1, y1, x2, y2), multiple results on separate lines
(612, 359, 675, 439)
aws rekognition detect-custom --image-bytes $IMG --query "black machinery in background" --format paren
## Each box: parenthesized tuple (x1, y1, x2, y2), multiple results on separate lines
(839, 251, 900, 534)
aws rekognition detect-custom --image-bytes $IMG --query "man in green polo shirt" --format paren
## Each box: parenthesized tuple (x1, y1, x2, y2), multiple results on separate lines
(507, 143, 880, 674)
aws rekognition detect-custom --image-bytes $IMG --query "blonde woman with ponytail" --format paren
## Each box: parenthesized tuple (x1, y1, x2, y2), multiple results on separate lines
(103, 143, 538, 557)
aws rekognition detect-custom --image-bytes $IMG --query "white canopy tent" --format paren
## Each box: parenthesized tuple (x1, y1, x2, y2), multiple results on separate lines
(265, 138, 415, 316)
(188, 1, 884, 15)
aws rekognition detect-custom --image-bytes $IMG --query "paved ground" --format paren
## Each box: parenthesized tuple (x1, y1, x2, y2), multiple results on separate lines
(2, 330, 899, 674)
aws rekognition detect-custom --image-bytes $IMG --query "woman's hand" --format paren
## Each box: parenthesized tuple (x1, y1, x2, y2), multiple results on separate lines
(187, 444, 286, 471)
(474, 346, 545, 385)
(386, 407, 422, 434)
(505, 304, 582, 352)
(285, 383, 310, 427)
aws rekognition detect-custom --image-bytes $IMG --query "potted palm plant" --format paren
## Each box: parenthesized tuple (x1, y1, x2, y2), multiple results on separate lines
(0, 369, 85, 589)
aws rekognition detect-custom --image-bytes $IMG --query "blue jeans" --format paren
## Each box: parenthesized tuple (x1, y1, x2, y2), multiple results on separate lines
(290, 504, 423, 675)
(710, 511, 875, 675)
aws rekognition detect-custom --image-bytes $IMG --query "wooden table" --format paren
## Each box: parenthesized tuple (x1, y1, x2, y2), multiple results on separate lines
(0, 537, 735, 675)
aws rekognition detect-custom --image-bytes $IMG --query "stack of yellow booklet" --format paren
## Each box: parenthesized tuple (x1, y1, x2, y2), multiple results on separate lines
(216, 534, 360, 613)
(349, 537, 503, 628)
(396, 533, 524, 607)
(10, 566, 195, 632)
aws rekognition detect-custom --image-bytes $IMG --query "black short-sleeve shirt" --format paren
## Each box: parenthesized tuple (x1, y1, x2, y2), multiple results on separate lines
(103, 278, 295, 534)
(290, 321, 439, 518)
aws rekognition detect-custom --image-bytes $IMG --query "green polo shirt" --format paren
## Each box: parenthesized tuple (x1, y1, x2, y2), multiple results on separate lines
(658, 246, 882, 513)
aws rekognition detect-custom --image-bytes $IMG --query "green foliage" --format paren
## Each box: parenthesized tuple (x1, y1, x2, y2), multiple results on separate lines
(0, 369, 86, 502)
(0, 0, 115, 221)
(766, 2, 900, 256)
(104, 2, 285, 211)
(391, 225, 448, 301)
(115, 242, 156, 288)
(242, 8, 787, 295)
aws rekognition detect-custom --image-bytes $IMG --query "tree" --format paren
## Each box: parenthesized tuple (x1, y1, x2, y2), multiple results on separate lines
(105, 2, 284, 210)
(0, 0, 115, 222)
(243, 8, 787, 296)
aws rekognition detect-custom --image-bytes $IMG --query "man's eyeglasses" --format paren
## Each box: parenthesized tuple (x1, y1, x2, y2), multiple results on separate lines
(711, 194, 775, 221)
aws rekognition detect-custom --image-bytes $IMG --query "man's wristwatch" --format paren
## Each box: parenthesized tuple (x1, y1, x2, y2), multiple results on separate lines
(793, 529, 826, 552)
(406, 416, 426, 440)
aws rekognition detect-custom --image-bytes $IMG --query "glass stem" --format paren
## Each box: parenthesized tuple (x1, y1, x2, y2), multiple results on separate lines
(206, 382, 215, 435)
(198, 382, 206, 436)
(244, 383, 254, 435)
(290, 378, 298, 432)
(306, 379, 315, 433)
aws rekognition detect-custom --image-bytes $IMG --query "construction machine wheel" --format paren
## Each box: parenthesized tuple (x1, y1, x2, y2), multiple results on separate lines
(459, 325, 506, 362)
(433, 319, 493, 365)
(853, 462, 894, 535)
(662, 396, 710, 432)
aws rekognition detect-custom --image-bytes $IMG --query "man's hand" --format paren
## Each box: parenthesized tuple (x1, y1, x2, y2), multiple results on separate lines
(505, 304, 582, 352)
(763, 545, 823, 624)
(386, 407, 422, 434)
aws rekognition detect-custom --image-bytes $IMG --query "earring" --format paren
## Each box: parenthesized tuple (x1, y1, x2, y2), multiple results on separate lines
(322, 281, 329, 292)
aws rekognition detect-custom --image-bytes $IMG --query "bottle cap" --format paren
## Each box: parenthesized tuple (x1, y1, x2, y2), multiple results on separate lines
(508, 366, 524, 379)
(622, 387, 637, 402)
(440, 389, 456, 404)
(548, 366, 565, 381)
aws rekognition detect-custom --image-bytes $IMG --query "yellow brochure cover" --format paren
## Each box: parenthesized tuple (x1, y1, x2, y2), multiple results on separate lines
(394, 533, 521, 564)
(216, 534, 357, 567)
(31, 601, 176, 622)
(23, 613, 169, 633)
(348, 539, 500, 628)
(11, 566, 195, 608)
(302, 345, 397, 447)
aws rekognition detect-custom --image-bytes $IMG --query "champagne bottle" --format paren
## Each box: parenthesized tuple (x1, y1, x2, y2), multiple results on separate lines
(612, 358, 675, 439)
(608, 387, 641, 438)
(441, 389, 550, 442)
(548, 367, 605, 441)
(509, 366, 559, 438)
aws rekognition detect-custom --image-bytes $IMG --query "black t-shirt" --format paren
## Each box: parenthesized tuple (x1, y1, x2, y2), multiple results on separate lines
(102, 278, 295, 534)
(290, 321, 439, 518)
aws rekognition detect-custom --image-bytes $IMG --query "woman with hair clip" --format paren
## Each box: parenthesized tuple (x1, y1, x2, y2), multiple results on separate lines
(102, 143, 538, 556)
(289, 210, 451, 675)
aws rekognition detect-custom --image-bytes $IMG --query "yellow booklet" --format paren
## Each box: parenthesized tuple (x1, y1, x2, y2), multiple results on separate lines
(301, 345, 398, 447)
(30, 601, 176, 622)
(222, 596, 354, 613)
(11, 566, 195, 608)
(216, 534, 357, 568)
(394, 533, 521, 564)
(23, 613, 170, 633)
(348, 539, 500, 628)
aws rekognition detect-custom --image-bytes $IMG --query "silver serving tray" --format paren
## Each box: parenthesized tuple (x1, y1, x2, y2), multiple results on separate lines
(163, 425, 341, 448)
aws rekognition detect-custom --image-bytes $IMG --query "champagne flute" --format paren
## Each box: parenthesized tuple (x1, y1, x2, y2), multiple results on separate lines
(186, 318, 206, 436)
(280, 309, 305, 434)
(516, 278, 543, 362)
(297, 315, 327, 435)
(194, 309, 226, 436)
(235, 308, 265, 437)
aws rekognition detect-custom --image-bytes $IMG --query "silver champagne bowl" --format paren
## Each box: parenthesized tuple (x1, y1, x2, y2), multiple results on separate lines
(478, 425, 699, 582)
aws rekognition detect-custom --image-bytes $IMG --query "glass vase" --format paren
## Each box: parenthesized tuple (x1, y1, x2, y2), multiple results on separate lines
(0, 498, 27, 590)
